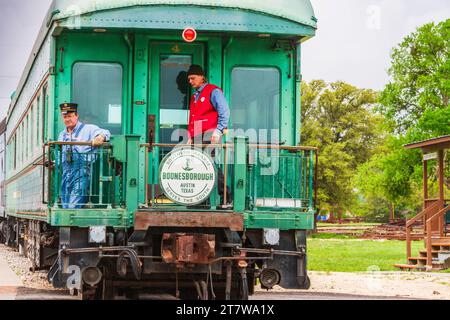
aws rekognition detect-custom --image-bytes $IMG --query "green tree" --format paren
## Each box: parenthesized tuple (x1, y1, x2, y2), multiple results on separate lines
(301, 80, 382, 218)
(355, 19, 450, 215)
(379, 19, 450, 136)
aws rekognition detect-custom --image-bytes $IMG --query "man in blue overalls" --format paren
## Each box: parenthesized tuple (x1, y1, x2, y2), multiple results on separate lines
(58, 103, 111, 209)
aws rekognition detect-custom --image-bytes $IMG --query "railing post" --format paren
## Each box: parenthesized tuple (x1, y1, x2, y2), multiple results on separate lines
(99, 149, 104, 205)
(233, 136, 248, 212)
(53, 145, 61, 209)
(111, 135, 141, 223)
(427, 221, 432, 268)
(125, 135, 141, 219)
(250, 147, 257, 209)
(406, 226, 411, 261)
(314, 150, 318, 209)
(309, 151, 314, 210)
(303, 153, 307, 204)
(145, 145, 149, 207)
(438, 150, 445, 236)
(150, 149, 155, 207)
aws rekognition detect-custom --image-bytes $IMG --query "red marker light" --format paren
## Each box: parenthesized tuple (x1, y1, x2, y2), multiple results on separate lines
(182, 28, 197, 42)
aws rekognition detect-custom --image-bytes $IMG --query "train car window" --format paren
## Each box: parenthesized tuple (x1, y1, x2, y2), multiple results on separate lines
(42, 86, 47, 143)
(26, 114, 30, 159)
(13, 136, 16, 170)
(21, 123, 24, 163)
(72, 62, 123, 135)
(159, 55, 191, 147)
(36, 96, 40, 148)
(24, 117, 27, 160)
(31, 105, 35, 153)
(230, 67, 280, 143)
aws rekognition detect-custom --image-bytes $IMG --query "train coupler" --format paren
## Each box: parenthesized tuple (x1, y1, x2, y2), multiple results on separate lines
(161, 233, 215, 266)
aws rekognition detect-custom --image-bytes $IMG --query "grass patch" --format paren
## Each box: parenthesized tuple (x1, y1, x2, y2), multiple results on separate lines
(309, 233, 358, 240)
(317, 222, 382, 227)
(307, 239, 423, 272)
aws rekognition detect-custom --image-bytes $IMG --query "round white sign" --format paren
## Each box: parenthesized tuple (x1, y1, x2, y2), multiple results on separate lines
(159, 147, 216, 205)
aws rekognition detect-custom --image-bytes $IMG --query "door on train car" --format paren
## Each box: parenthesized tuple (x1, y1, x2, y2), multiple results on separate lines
(147, 42, 204, 194)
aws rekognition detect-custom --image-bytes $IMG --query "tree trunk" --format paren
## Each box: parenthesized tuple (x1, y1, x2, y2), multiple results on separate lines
(329, 211, 335, 223)
(390, 203, 395, 222)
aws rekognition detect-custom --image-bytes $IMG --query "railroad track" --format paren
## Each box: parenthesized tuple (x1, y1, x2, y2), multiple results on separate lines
(2, 286, 419, 300)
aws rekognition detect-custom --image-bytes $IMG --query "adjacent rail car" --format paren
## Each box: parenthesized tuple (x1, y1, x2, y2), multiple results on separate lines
(0, 118, 6, 243)
(1, 0, 318, 299)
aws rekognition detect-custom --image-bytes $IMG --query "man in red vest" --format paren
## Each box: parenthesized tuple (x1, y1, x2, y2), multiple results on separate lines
(186, 64, 231, 207)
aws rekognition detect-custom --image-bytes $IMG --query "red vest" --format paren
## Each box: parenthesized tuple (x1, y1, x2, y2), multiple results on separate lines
(188, 84, 220, 138)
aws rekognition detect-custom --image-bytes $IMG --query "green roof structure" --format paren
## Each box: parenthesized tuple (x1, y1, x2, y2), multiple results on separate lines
(49, 0, 317, 28)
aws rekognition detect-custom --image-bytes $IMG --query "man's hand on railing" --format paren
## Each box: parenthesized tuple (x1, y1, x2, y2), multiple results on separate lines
(211, 130, 223, 144)
(92, 134, 106, 147)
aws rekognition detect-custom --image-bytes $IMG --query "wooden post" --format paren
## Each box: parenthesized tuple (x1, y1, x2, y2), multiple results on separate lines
(438, 150, 444, 202)
(438, 150, 445, 236)
(427, 221, 432, 268)
(423, 160, 428, 209)
(423, 159, 428, 242)
(406, 226, 411, 261)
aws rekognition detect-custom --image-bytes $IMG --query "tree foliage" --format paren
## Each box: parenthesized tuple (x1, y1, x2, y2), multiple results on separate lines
(301, 80, 382, 213)
(355, 19, 450, 212)
(379, 19, 450, 136)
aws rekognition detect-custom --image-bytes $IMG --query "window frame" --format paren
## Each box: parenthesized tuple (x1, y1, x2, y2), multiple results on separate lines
(71, 61, 125, 135)
(229, 65, 282, 141)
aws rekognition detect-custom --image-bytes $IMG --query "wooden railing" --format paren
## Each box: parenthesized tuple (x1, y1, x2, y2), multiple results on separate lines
(405, 199, 450, 268)
(426, 202, 448, 266)
(405, 200, 440, 259)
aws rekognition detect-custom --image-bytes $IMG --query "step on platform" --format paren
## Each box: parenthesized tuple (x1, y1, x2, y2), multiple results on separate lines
(393, 264, 425, 271)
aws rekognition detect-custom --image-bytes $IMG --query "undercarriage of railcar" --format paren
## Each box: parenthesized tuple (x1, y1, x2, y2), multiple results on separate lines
(1, 216, 310, 300)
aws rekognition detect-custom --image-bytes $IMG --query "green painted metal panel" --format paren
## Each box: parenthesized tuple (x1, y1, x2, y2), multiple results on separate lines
(110, 135, 128, 163)
(244, 210, 315, 230)
(233, 136, 248, 211)
(49, 208, 131, 227)
(124, 135, 141, 220)
(133, 34, 149, 204)
(50, 0, 317, 28)
(295, 43, 302, 145)
(207, 37, 223, 88)
(58, 6, 316, 37)
(7, 212, 49, 223)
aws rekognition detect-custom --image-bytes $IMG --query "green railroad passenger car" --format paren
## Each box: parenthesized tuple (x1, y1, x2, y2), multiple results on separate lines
(1, 0, 318, 299)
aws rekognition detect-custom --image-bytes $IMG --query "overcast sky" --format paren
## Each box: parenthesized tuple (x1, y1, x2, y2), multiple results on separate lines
(0, 0, 449, 119)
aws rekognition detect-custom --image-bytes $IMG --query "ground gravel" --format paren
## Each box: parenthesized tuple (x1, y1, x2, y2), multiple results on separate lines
(0, 244, 59, 290)
(256, 271, 450, 300)
(3, 244, 450, 299)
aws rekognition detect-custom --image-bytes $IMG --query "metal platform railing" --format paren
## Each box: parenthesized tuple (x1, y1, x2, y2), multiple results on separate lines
(140, 139, 318, 212)
(248, 147, 317, 210)
(45, 142, 122, 209)
(141, 142, 224, 210)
